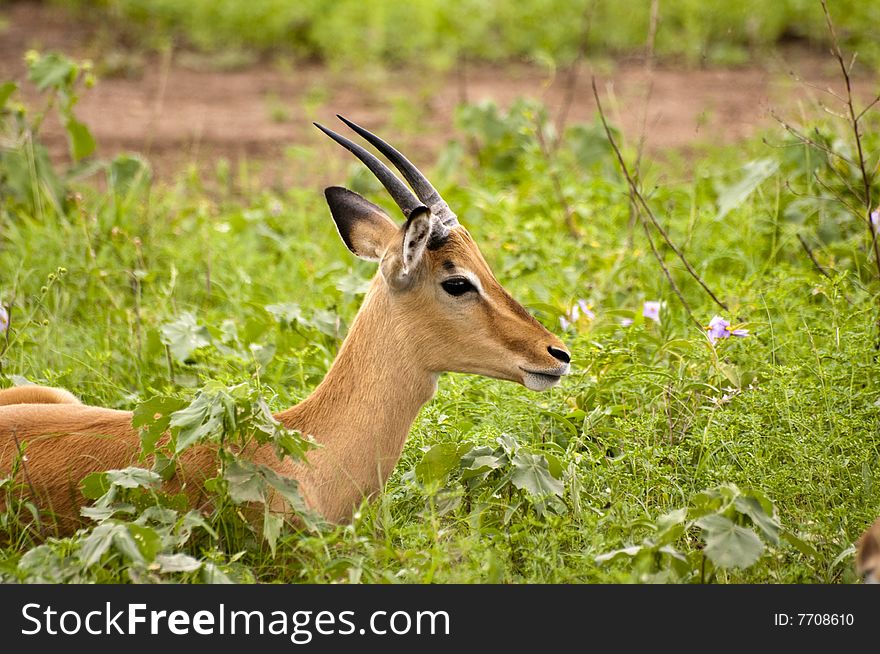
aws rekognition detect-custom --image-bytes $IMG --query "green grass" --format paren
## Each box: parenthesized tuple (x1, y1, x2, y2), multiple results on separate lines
(1, 63, 879, 583)
(48, 0, 880, 70)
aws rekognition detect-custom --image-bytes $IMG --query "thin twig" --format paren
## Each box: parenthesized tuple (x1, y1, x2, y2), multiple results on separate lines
(855, 92, 880, 122)
(591, 76, 729, 312)
(810, 174, 864, 220)
(769, 109, 856, 167)
(820, 0, 880, 282)
(797, 233, 832, 279)
(640, 212, 703, 330)
(786, 70, 846, 104)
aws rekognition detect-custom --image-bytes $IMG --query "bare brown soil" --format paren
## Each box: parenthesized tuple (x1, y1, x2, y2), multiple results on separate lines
(1, 2, 877, 185)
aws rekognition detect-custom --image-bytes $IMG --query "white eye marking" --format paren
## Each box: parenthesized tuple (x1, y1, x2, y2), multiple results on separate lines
(455, 269, 484, 297)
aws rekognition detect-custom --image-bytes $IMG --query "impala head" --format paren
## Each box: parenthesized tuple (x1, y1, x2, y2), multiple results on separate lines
(316, 115, 571, 391)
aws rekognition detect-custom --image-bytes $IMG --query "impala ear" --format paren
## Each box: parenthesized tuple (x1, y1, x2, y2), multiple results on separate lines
(381, 207, 442, 289)
(400, 207, 433, 275)
(325, 186, 398, 261)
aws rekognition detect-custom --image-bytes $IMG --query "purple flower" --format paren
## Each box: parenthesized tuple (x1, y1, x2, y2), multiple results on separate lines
(560, 299, 595, 331)
(642, 301, 661, 323)
(871, 209, 880, 231)
(0, 305, 8, 335)
(576, 299, 596, 321)
(619, 317, 634, 328)
(706, 315, 749, 344)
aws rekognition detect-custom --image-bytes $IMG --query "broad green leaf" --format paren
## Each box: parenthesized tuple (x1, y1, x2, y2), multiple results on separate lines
(261, 466, 323, 531)
(64, 116, 96, 161)
(249, 342, 276, 368)
(697, 514, 764, 569)
(133, 395, 187, 454)
(201, 563, 235, 584)
(497, 433, 518, 456)
(595, 545, 644, 563)
(169, 391, 232, 453)
(657, 507, 688, 531)
(113, 524, 161, 564)
(108, 153, 151, 197)
(459, 445, 505, 482)
(80, 472, 110, 500)
(80, 504, 132, 522)
(734, 495, 780, 544)
(303, 308, 339, 337)
(335, 271, 371, 296)
(263, 510, 283, 556)
(151, 453, 177, 481)
(155, 553, 202, 573)
(266, 302, 303, 325)
(781, 532, 819, 559)
(0, 82, 17, 109)
(415, 443, 469, 485)
(224, 459, 265, 504)
(160, 312, 212, 362)
(176, 510, 218, 543)
(27, 52, 75, 90)
(716, 158, 779, 220)
(510, 452, 564, 499)
(106, 467, 161, 490)
(80, 522, 120, 567)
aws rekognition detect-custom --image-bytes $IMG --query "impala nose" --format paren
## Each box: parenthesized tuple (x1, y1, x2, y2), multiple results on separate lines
(548, 346, 571, 364)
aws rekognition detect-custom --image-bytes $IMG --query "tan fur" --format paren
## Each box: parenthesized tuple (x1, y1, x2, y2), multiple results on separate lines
(0, 386, 80, 406)
(856, 517, 880, 583)
(0, 226, 569, 533)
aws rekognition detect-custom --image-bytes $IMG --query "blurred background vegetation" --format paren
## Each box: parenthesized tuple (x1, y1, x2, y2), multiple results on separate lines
(41, 0, 880, 69)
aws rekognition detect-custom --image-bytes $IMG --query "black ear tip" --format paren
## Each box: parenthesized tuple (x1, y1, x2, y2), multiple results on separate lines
(324, 186, 351, 203)
(407, 205, 431, 220)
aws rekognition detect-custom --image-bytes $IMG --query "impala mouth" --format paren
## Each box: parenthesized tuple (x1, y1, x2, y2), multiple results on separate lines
(519, 365, 570, 392)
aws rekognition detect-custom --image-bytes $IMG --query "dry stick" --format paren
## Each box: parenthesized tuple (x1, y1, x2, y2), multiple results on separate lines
(820, 0, 880, 283)
(769, 110, 856, 167)
(591, 76, 729, 312)
(796, 233, 856, 304)
(640, 212, 703, 330)
(811, 174, 864, 220)
(797, 233, 832, 279)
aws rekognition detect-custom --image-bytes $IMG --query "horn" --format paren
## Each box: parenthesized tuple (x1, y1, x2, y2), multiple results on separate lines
(336, 115, 458, 226)
(314, 122, 425, 218)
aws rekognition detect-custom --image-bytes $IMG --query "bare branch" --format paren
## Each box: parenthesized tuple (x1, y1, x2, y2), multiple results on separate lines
(819, 0, 880, 281)
(797, 233, 832, 279)
(769, 109, 856, 167)
(591, 76, 729, 312)
(640, 212, 703, 330)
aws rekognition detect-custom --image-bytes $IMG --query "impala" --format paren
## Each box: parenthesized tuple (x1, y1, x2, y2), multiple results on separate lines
(0, 116, 571, 533)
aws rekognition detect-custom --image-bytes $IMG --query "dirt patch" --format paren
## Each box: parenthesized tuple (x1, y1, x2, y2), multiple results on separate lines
(1, 2, 877, 185)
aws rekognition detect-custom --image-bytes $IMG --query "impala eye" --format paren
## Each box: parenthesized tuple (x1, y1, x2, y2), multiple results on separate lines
(441, 277, 475, 297)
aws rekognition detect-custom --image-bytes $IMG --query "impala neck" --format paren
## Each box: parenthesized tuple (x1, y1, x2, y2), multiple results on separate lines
(274, 279, 437, 522)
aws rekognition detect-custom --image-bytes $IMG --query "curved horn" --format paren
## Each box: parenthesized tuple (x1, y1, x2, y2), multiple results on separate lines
(314, 122, 425, 218)
(336, 114, 458, 226)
